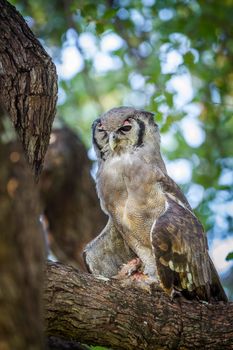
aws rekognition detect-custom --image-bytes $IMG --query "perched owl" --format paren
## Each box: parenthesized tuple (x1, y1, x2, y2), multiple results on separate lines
(84, 106, 227, 302)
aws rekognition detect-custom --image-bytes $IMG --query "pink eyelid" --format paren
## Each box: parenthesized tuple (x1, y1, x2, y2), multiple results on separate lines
(123, 119, 131, 126)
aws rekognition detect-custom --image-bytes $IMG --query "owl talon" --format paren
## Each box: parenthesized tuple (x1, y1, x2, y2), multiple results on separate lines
(113, 258, 142, 279)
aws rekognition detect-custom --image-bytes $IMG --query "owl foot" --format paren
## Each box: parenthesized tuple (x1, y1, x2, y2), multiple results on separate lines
(113, 258, 142, 279)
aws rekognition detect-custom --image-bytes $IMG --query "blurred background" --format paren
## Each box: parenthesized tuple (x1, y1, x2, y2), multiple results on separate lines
(11, 0, 233, 299)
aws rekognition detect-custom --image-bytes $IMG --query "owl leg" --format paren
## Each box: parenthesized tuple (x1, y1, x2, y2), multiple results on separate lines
(113, 258, 142, 279)
(113, 258, 158, 288)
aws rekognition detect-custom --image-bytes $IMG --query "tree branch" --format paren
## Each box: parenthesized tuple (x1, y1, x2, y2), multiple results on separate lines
(0, 0, 57, 175)
(45, 261, 233, 350)
(0, 123, 45, 349)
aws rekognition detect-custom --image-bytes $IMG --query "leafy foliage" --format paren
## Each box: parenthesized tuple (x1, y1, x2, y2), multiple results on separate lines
(11, 0, 233, 296)
(226, 252, 233, 261)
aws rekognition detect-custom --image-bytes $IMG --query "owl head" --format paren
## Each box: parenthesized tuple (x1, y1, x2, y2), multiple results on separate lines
(92, 106, 160, 161)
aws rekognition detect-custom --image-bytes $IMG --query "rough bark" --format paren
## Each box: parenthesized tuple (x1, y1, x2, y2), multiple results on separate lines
(0, 118, 45, 350)
(45, 261, 233, 350)
(0, 0, 57, 175)
(39, 127, 106, 270)
(0, 1, 57, 348)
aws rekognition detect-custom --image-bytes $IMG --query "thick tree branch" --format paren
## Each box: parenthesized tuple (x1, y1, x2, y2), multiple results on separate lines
(0, 2, 57, 348)
(0, 124, 45, 350)
(0, 0, 57, 175)
(45, 262, 233, 350)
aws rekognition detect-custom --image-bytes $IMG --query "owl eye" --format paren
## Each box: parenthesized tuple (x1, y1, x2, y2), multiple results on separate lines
(118, 125, 132, 133)
(97, 123, 106, 132)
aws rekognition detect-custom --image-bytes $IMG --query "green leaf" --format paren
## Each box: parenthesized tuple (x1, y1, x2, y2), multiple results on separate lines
(226, 252, 233, 261)
(183, 51, 195, 67)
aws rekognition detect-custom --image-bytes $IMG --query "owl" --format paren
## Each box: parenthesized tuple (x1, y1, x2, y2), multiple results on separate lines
(84, 106, 227, 302)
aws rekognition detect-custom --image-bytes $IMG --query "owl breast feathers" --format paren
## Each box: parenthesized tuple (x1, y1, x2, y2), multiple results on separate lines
(84, 106, 227, 302)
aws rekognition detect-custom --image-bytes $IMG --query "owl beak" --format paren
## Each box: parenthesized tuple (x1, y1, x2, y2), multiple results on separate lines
(109, 132, 118, 151)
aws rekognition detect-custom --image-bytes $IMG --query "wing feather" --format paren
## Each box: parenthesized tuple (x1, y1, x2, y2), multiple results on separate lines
(152, 195, 227, 302)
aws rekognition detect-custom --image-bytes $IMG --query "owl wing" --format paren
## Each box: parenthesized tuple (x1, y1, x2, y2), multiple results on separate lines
(83, 219, 136, 277)
(152, 179, 227, 302)
(157, 172, 192, 211)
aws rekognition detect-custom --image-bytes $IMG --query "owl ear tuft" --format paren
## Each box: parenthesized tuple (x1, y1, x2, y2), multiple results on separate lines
(143, 111, 154, 120)
(145, 111, 155, 118)
(142, 111, 157, 126)
(92, 118, 101, 130)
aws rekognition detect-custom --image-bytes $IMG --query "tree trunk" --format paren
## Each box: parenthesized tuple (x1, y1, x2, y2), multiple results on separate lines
(0, 1, 57, 348)
(39, 127, 107, 271)
(45, 261, 233, 350)
(0, 119, 45, 350)
(0, 0, 57, 175)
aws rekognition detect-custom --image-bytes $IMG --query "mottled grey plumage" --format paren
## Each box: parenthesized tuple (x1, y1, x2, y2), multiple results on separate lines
(84, 106, 227, 302)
